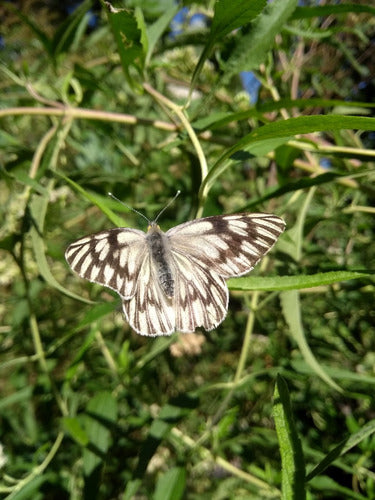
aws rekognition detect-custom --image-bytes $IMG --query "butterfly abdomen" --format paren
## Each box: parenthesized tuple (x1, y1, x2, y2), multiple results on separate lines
(146, 225, 174, 298)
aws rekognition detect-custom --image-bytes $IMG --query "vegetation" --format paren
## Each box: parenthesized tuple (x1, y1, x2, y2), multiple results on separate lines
(1, 0, 375, 498)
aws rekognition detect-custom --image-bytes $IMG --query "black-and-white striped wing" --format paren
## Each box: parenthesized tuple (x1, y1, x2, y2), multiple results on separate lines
(172, 251, 228, 333)
(167, 213, 285, 277)
(65, 228, 148, 299)
(65, 213, 285, 336)
(121, 251, 175, 336)
(163, 213, 285, 334)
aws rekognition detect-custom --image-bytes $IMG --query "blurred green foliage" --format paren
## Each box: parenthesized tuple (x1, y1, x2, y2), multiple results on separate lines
(1, 0, 375, 499)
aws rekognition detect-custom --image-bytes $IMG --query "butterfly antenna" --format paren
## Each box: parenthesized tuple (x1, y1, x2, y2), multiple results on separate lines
(154, 190, 181, 223)
(108, 192, 151, 224)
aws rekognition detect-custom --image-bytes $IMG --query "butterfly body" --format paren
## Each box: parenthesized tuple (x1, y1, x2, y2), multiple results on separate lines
(146, 224, 174, 298)
(65, 213, 285, 336)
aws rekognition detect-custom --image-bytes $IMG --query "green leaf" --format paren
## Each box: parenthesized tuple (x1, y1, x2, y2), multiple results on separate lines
(0, 129, 23, 148)
(60, 173, 127, 227)
(192, 111, 244, 131)
(273, 375, 306, 500)
(102, 1, 146, 91)
(291, 360, 375, 386)
(134, 419, 171, 478)
(201, 115, 375, 196)
(62, 417, 89, 446)
(122, 479, 142, 500)
(306, 419, 375, 482)
(4, 3, 52, 57)
(83, 391, 118, 476)
(9, 169, 49, 196)
(219, 0, 298, 85)
(153, 467, 186, 500)
(6, 475, 48, 500)
(281, 289, 342, 392)
(64, 326, 98, 381)
(146, 5, 179, 67)
(191, 0, 266, 91)
(210, 0, 266, 39)
(258, 97, 375, 114)
(0, 387, 33, 411)
(135, 394, 198, 478)
(227, 271, 371, 292)
(277, 186, 342, 391)
(193, 97, 375, 132)
(158, 393, 199, 422)
(308, 476, 368, 500)
(73, 301, 118, 329)
(242, 172, 349, 210)
(51, 0, 93, 58)
(135, 336, 177, 371)
(291, 4, 375, 20)
(29, 192, 93, 304)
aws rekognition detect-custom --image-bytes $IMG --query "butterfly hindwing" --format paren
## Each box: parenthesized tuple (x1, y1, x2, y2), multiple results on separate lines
(122, 252, 175, 336)
(172, 252, 228, 332)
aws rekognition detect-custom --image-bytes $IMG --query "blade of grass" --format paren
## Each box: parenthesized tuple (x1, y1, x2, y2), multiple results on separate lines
(30, 189, 93, 304)
(306, 419, 375, 481)
(273, 375, 306, 500)
(281, 289, 342, 392)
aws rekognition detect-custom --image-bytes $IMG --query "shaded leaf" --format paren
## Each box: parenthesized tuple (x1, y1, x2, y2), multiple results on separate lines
(201, 115, 375, 196)
(83, 391, 118, 476)
(191, 0, 266, 91)
(219, 0, 298, 84)
(103, 1, 146, 91)
(153, 467, 186, 500)
(51, 0, 93, 58)
(62, 417, 89, 446)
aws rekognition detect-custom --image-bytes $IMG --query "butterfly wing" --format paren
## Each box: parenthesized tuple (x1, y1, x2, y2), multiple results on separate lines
(122, 233, 231, 335)
(66, 213, 285, 337)
(65, 228, 147, 299)
(167, 213, 285, 278)
(121, 252, 175, 336)
(172, 252, 228, 332)
(166, 213, 285, 333)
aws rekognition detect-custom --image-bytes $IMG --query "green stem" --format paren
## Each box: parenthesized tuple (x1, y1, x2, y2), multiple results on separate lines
(143, 83, 208, 216)
(3, 432, 64, 498)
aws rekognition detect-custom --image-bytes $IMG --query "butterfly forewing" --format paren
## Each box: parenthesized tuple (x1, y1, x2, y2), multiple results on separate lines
(167, 214, 285, 278)
(65, 228, 148, 299)
(65, 212, 285, 336)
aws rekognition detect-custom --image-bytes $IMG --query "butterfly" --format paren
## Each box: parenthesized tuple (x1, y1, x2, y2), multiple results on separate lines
(65, 200, 285, 336)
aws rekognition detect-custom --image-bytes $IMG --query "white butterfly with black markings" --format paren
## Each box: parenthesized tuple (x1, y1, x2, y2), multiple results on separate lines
(65, 195, 285, 336)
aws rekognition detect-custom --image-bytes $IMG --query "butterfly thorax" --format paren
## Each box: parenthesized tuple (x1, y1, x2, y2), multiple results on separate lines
(146, 223, 174, 298)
